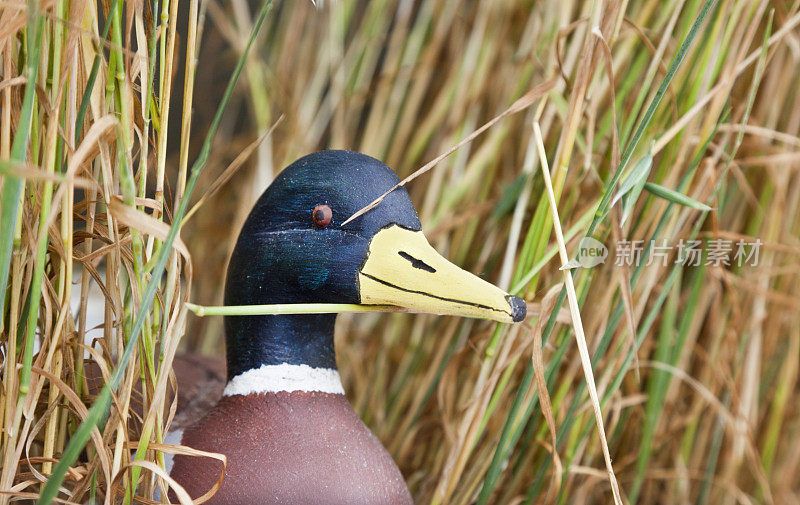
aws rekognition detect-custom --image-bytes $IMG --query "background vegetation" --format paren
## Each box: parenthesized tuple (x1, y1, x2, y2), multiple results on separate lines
(1, 0, 799, 503)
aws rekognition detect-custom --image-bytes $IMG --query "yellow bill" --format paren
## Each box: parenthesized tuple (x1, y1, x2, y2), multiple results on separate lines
(359, 225, 526, 323)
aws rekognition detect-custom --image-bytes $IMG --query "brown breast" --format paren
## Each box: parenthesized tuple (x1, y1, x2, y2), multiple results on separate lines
(169, 392, 412, 505)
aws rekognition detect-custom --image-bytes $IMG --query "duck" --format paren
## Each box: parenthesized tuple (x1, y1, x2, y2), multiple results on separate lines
(166, 150, 526, 505)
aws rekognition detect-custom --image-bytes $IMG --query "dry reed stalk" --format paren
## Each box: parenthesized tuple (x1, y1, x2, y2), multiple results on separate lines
(2, 1, 800, 504)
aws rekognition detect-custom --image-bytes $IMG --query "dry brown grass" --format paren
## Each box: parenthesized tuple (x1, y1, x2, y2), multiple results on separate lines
(1, 0, 800, 504)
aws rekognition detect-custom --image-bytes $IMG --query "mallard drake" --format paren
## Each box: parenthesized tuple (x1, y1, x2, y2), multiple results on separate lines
(168, 150, 526, 504)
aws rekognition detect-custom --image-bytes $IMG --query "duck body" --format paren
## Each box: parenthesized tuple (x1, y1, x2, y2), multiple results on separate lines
(171, 390, 411, 505)
(169, 151, 525, 504)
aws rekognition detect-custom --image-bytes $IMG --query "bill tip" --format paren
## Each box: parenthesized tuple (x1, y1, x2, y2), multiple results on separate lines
(507, 295, 527, 322)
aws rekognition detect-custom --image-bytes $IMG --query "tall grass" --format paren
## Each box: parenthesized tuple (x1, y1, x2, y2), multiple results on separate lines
(1, 0, 799, 504)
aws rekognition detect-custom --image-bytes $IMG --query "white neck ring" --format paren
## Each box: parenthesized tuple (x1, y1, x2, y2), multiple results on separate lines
(223, 363, 345, 396)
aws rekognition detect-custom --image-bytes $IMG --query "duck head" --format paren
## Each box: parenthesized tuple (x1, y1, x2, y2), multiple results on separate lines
(224, 150, 526, 380)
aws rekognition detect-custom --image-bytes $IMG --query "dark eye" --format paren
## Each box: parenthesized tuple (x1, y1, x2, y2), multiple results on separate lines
(312, 204, 332, 228)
